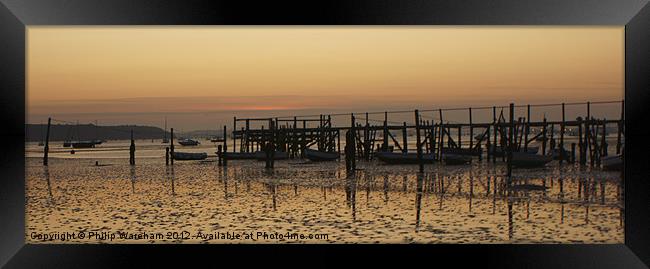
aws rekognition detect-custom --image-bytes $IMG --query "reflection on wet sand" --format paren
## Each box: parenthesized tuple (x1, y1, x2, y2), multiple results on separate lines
(26, 157, 623, 243)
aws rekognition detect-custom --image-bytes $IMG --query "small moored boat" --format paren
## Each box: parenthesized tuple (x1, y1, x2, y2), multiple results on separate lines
(254, 151, 289, 161)
(304, 149, 339, 161)
(510, 152, 553, 168)
(71, 141, 96, 148)
(376, 152, 435, 164)
(172, 152, 208, 160)
(601, 155, 622, 171)
(441, 147, 482, 156)
(443, 154, 472, 165)
(221, 152, 256, 160)
(178, 138, 200, 146)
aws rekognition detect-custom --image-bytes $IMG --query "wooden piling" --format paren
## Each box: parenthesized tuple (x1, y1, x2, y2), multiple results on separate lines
(402, 122, 408, 154)
(492, 106, 497, 163)
(43, 117, 51, 166)
(223, 125, 228, 166)
(383, 112, 388, 152)
(232, 117, 237, 153)
(129, 130, 136, 165)
(571, 143, 576, 163)
(507, 103, 514, 185)
(439, 109, 444, 161)
(559, 103, 565, 164)
(165, 147, 169, 166)
(469, 108, 473, 151)
(616, 99, 624, 154)
(415, 110, 424, 173)
(525, 105, 530, 152)
(542, 117, 547, 155)
(217, 145, 223, 166)
(170, 128, 174, 166)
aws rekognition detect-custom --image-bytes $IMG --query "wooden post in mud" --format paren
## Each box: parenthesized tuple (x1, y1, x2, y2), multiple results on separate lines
(578, 117, 585, 166)
(438, 109, 444, 161)
(383, 112, 388, 152)
(525, 105, 530, 152)
(469, 108, 473, 151)
(600, 118, 607, 161)
(223, 125, 228, 166)
(541, 117, 547, 156)
(492, 106, 497, 163)
(217, 145, 222, 166)
(402, 122, 408, 154)
(586, 102, 592, 167)
(345, 114, 357, 173)
(616, 100, 624, 154)
(232, 117, 237, 154)
(415, 110, 424, 173)
(129, 130, 136, 165)
(43, 117, 51, 166)
(571, 143, 576, 163)
(507, 103, 514, 185)
(165, 147, 169, 166)
(170, 128, 174, 166)
(245, 119, 250, 152)
(558, 103, 566, 164)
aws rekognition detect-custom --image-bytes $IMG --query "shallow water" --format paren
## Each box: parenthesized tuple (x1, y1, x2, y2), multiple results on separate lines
(26, 141, 623, 244)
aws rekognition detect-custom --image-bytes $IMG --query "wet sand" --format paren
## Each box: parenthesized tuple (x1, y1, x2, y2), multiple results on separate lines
(26, 141, 623, 244)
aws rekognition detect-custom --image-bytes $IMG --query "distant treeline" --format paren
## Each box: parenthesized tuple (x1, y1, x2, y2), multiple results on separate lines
(25, 124, 170, 142)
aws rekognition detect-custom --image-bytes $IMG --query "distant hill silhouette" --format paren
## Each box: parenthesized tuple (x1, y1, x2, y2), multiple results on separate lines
(25, 124, 171, 142)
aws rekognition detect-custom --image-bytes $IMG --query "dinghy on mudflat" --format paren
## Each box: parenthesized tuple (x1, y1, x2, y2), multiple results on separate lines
(510, 152, 553, 168)
(443, 154, 472, 165)
(375, 152, 435, 164)
(178, 138, 200, 146)
(304, 149, 339, 161)
(441, 147, 482, 156)
(221, 152, 256, 160)
(172, 152, 208, 160)
(601, 155, 622, 171)
(254, 151, 289, 161)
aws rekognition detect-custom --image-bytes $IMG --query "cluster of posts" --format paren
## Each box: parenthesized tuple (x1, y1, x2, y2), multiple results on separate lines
(212, 101, 624, 173)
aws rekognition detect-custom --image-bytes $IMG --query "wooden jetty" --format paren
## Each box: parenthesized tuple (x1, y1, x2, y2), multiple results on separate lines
(215, 100, 624, 171)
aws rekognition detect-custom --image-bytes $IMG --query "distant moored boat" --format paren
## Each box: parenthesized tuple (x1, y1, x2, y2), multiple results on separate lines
(443, 154, 472, 165)
(178, 138, 200, 146)
(601, 155, 622, 171)
(376, 152, 435, 164)
(511, 152, 553, 168)
(252, 151, 288, 161)
(305, 149, 339, 162)
(172, 152, 208, 160)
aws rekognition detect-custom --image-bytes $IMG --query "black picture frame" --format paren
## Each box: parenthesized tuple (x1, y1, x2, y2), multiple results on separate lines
(1, 0, 649, 268)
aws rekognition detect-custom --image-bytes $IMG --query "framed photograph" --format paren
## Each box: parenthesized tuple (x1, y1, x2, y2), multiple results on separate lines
(1, 0, 649, 268)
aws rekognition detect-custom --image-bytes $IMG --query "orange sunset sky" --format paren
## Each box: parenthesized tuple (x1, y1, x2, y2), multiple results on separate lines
(27, 27, 623, 131)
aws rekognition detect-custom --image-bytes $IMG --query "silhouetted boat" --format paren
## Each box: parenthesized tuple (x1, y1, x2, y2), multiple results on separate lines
(601, 155, 622, 171)
(172, 152, 208, 160)
(305, 149, 339, 161)
(221, 152, 256, 160)
(443, 154, 472, 165)
(376, 152, 435, 164)
(178, 138, 200, 146)
(71, 141, 96, 148)
(490, 145, 539, 157)
(511, 152, 553, 168)
(254, 151, 288, 161)
(551, 148, 569, 160)
(441, 147, 482, 156)
(210, 137, 225, 143)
